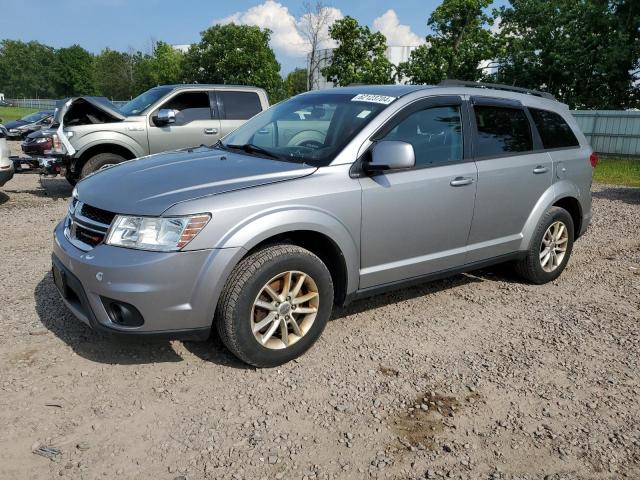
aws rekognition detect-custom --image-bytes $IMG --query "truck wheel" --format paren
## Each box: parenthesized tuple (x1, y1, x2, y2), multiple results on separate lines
(216, 244, 334, 367)
(80, 152, 125, 178)
(515, 206, 574, 284)
(64, 171, 78, 186)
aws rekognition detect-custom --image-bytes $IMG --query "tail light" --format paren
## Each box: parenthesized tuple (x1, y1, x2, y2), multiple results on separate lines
(589, 152, 599, 168)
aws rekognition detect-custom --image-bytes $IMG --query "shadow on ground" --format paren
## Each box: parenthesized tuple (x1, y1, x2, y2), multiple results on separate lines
(0, 191, 8, 205)
(34, 260, 518, 368)
(593, 185, 640, 205)
(5, 176, 73, 200)
(34, 272, 252, 368)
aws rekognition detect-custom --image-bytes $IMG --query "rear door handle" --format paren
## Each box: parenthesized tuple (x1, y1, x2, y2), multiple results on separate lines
(450, 177, 474, 187)
(533, 165, 548, 174)
(204, 128, 218, 135)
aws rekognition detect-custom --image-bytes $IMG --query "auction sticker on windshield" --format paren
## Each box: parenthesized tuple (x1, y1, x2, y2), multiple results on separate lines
(351, 94, 396, 105)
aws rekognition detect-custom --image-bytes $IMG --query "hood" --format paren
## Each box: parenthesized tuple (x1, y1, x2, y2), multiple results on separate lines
(54, 96, 125, 125)
(4, 119, 28, 130)
(77, 147, 317, 216)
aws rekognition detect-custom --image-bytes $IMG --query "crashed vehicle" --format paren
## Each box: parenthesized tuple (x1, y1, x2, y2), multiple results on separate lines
(49, 85, 269, 184)
(5, 111, 54, 139)
(22, 128, 55, 157)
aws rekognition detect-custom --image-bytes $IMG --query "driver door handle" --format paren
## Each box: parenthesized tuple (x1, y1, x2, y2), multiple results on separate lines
(533, 165, 548, 174)
(450, 177, 474, 187)
(204, 128, 218, 135)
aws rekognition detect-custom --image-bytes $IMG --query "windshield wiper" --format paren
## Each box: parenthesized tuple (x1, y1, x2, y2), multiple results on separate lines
(225, 143, 281, 160)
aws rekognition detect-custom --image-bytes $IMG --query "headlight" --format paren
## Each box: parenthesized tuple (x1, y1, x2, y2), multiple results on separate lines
(35, 137, 49, 143)
(106, 214, 211, 251)
(9, 129, 18, 134)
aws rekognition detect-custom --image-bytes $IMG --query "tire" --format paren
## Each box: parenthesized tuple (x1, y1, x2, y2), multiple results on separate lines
(216, 244, 334, 367)
(515, 206, 574, 284)
(64, 170, 78, 186)
(80, 152, 126, 178)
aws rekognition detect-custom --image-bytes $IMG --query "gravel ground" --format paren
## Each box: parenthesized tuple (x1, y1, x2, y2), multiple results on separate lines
(1, 140, 639, 480)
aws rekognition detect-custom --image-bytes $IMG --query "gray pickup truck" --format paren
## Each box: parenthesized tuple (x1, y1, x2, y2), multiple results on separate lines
(50, 85, 269, 184)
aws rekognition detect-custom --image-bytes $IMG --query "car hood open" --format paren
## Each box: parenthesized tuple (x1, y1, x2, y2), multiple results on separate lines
(54, 96, 125, 125)
(76, 146, 317, 216)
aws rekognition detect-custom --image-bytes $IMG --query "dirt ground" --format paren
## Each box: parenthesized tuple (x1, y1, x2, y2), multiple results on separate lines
(1, 140, 639, 480)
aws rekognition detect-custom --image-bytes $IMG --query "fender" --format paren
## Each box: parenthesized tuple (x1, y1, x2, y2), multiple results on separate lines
(519, 180, 580, 251)
(73, 132, 146, 160)
(214, 205, 360, 296)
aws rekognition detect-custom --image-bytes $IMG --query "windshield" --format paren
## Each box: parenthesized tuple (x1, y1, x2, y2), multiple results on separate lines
(221, 92, 395, 166)
(119, 86, 174, 116)
(22, 112, 50, 123)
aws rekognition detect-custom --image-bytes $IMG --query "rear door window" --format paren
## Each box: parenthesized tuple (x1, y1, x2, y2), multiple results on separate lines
(159, 91, 212, 125)
(218, 91, 262, 120)
(529, 108, 579, 149)
(474, 106, 533, 156)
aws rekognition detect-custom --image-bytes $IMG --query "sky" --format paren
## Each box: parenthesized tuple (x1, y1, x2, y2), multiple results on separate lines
(0, 0, 507, 74)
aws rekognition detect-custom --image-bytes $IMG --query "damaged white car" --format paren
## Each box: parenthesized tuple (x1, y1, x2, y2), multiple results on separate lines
(49, 85, 269, 184)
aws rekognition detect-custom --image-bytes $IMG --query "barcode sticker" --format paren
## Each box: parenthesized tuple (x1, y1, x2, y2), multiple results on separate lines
(351, 94, 396, 105)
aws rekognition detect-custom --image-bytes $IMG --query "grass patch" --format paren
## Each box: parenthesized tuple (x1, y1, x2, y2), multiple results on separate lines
(594, 157, 640, 187)
(0, 106, 39, 123)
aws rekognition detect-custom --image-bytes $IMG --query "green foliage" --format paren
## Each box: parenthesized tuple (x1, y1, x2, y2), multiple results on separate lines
(0, 40, 57, 97)
(53, 45, 96, 96)
(184, 24, 283, 102)
(284, 68, 308, 98)
(493, 0, 640, 109)
(134, 41, 185, 93)
(94, 48, 136, 100)
(321, 17, 395, 86)
(398, 0, 497, 85)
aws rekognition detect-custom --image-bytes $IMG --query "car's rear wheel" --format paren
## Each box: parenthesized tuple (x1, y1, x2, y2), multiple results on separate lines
(515, 206, 574, 284)
(80, 152, 126, 178)
(216, 244, 334, 367)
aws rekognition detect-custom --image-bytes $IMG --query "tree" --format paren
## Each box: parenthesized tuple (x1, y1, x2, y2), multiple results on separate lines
(284, 68, 308, 98)
(321, 17, 394, 86)
(133, 41, 185, 93)
(493, 0, 640, 109)
(0, 40, 57, 98)
(184, 24, 283, 102)
(298, 1, 335, 90)
(94, 48, 136, 99)
(397, 0, 497, 85)
(53, 45, 96, 97)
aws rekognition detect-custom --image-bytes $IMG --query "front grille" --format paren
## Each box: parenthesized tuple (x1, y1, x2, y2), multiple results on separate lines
(65, 201, 115, 251)
(75, 225, 105, 247)
(81, 204, 117, 225)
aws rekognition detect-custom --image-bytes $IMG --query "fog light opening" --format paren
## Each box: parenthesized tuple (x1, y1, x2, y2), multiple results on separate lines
(101, 298, 144, 327)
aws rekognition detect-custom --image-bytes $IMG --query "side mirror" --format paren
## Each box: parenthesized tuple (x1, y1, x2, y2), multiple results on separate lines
(366, 141, 416, 172)
(154, 109, 176, 126)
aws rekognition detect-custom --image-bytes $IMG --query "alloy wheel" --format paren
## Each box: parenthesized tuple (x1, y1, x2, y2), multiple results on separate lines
(251, 271, 319, 349)
(540, 221, 569, 273)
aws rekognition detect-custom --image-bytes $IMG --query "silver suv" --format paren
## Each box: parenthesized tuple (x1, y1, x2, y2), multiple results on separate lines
(52, 82, 595, 367)
(50, 85, 269, 184)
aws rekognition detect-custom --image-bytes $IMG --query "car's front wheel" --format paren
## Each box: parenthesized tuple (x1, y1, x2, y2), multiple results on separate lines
(515, 206, 574, 284)
(80, 152, 126, 178)
(216, 244, 334, 367)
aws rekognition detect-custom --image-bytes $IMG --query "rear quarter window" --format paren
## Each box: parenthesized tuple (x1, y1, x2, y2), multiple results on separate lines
(219, 91, 262, 120)
(529, 108, 580, 149)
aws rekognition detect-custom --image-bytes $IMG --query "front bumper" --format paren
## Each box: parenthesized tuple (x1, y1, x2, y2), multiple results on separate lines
(0, 163, 14, 186)
(52, 220, 243, 338)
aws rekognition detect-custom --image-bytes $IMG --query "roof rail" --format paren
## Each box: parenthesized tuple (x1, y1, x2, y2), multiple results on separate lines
(438, 80, 557, 101)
